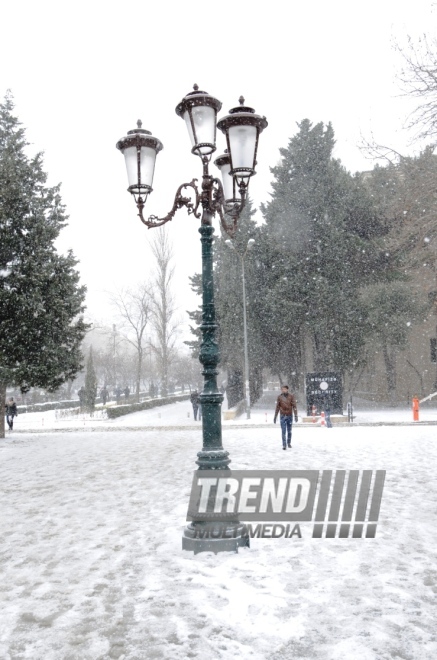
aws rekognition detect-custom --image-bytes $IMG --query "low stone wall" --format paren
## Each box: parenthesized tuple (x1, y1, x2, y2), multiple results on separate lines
(223, 399, 246, 421)
(302, 415, 352, 425)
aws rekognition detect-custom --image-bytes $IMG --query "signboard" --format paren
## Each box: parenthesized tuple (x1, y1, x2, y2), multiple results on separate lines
(305, 371, 343, 415)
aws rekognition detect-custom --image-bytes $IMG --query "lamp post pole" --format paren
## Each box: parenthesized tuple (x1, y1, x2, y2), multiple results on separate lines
(242, 256, 250, 419)
(112, 324, 116, 391)
(116, 86, 267, 553)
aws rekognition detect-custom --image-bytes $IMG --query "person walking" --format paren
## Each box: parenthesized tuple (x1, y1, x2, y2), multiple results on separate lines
(78, 387, 85, 412)
(274, 385, 298, 450)
(198, 394, 202, 421)
(5, 397, 18, 431)
(100, 386, 109, 405)
(190, 390, 200, 421)
(321, 390, 333, 428)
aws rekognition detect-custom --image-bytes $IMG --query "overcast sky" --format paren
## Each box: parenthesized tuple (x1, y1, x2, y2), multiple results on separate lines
(1, 1, 436, 346)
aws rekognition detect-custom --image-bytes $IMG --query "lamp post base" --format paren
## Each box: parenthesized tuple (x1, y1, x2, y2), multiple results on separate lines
(182, 522, 250, 554)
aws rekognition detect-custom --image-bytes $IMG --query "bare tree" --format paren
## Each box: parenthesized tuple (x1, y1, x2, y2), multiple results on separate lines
(171, 352, 202, 392)
(110, 284, 151, 402)
(396, 35, 437, 142)
(359, 36, 437, 163)
(150, 227, 180, 396)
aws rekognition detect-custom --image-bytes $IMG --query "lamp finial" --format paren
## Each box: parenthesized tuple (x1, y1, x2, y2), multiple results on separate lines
(239, 95, 245, 106)
(193, 83, 199, 91)
(137, 119, 142, 129)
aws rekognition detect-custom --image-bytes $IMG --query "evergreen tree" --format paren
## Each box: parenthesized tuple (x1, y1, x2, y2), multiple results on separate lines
(0, 93, 88, 436)
(185, 272, 202, 358)
(361, 149, 437, 399)
(214, 199, 265, 404)
(360, 282, 428, 404)
(84, 348, 97, 413)
(259, 119, 389, 387)
(186, 201, 265, 407)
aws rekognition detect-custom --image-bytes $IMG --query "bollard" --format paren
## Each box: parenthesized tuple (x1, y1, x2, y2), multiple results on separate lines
(320, 411, 326, 427)
(412, 396, 419, 422)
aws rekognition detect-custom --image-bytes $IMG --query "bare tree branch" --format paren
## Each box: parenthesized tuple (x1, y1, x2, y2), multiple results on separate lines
(149, 227, 180, 395)
(395, 35, 437, 142)
(359, 130, 405, 165)
(110, 283, 151, 402)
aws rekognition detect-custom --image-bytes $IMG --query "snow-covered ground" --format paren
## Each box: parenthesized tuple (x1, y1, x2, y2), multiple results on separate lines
(1, 404, 436, 659)
(9, 391, 437, 432)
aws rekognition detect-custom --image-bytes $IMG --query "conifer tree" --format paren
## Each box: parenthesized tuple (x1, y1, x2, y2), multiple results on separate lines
(0, 93, 88, 437)
(84, 348, 97, 413)
(186, 200, 264, 406)
(259, 119, 389, 386)
(214, 199, 265, 405)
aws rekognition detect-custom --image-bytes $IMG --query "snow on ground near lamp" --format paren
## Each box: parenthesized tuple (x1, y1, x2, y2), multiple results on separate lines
(0, 425, 436, 659)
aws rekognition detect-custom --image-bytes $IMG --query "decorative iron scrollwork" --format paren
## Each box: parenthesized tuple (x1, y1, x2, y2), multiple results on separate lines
(137, 179, 202, 229)
(134, 174, 246, 237)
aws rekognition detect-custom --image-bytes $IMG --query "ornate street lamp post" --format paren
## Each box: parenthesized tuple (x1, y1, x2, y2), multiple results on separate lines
(225, 239, 255, 419)
(116, 86, 267, 553)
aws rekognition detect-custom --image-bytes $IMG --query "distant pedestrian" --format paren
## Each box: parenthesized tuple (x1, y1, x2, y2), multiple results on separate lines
(78, 387, 85, 412)
(115, 387, 122, 404)
(5, 397, 18, 431)
(274, 385, 298, 450)
(190, 390, 201, 421)
(100, 386, 109, 405)
(124, 386, 130, 401)
(322, 391, 333, 428)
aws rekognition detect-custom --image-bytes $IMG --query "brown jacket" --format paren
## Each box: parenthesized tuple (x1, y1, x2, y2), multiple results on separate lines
(274, 392, 298, 419)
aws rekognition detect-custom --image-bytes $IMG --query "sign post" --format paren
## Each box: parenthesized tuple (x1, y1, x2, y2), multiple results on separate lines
(305, 372, 343, 416)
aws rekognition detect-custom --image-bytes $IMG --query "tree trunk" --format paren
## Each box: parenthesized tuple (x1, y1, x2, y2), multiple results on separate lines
(287, 333, 302, 393)
(313, 332, 329, 371)
(136, 349, 143, 403)
(383, 344, 397, 405)
(406, 359, 425, 398)
(160, 344, 168, 397)
(0, 382, 6, 438)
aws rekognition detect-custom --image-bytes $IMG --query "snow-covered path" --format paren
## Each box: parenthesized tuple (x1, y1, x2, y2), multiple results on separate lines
(1, 423, 436, 659)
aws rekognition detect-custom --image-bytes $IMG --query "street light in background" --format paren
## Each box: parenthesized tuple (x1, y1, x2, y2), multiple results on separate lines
(225, 238, 256, 419)
(112, 324, 117, 390)
(116, 86, 267, 553)
(423, 236, 437, 390)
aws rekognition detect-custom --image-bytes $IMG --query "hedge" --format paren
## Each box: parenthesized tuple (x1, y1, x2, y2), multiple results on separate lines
(17, 399, 82, 414)
(16, 393, 191, 417)
(106, 394, 191, 419)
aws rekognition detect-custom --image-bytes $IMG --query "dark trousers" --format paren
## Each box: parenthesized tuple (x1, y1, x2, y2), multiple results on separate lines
(280, 415, 292, 446)
(6, 414, 15, 430)
(192, 404, 199, 421)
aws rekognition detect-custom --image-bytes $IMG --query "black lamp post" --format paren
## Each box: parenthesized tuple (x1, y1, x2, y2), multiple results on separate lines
(116, 85, 267, 553)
